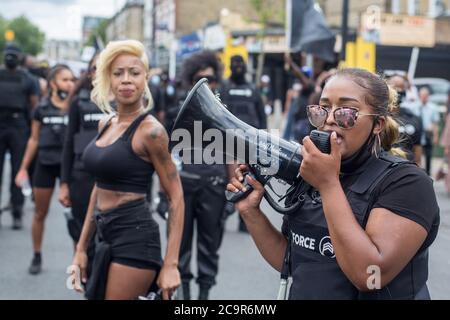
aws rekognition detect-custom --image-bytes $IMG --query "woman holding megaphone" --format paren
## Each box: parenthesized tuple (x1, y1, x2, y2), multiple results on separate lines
(227, 68, 440, 300)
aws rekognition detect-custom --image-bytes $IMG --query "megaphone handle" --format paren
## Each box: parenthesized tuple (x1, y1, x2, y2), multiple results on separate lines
(225, 172, 256, 203)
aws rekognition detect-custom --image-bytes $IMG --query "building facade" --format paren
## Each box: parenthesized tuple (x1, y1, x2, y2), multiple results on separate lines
(106, 1, 145, 42)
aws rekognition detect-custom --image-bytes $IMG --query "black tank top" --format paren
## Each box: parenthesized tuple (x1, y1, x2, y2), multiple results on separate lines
(82, 112, 155, 194)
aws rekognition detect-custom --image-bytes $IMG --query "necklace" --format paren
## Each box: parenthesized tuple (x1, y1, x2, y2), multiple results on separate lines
(116, 106, 145, 117)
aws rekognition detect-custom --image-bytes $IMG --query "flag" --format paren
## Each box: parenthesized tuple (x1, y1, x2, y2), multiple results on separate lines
(287, 0, 336, 62)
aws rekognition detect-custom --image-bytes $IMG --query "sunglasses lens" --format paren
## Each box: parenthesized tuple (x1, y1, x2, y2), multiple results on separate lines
(334, 108, 357, 129)
(307, 105, 327, 128)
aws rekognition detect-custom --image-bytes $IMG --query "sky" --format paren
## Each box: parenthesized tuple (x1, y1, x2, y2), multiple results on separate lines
(1, 0, 127, 40)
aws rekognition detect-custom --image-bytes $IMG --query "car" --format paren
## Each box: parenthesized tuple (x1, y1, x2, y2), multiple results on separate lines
(413, 77, 450, 110)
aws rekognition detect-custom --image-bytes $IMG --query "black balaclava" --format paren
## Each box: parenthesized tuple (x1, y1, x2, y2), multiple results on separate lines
(3, 43, 22, 70)
(230, 55, 247, 85)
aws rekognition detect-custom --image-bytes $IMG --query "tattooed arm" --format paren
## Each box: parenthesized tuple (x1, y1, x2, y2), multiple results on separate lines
(142, 118, 184, 300)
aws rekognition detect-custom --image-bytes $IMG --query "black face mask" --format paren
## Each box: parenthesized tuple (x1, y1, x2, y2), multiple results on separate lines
(230, 63, 247, 84)
(397, 91, 406, 104)
(4, 54, 19, 70)
(57, 89, 69, 100)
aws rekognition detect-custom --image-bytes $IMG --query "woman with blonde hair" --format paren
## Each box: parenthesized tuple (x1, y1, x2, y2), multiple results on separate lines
(228, 68, 439, 299)
(70, 40, 184, 300)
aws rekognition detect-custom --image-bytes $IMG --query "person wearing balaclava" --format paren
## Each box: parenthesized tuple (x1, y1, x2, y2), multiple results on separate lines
(219, 55, 267, 233)
(220, 55, 266, 130)
(0, 43, 39, 230)
(15, 64, 74, 275)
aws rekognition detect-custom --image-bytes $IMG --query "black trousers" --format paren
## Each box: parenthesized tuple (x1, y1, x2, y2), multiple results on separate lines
(423, 143, 433, 176)
(0, 124, 28, 217)
(68, 168, 96, 278)
(68, 168, 95, 242)
(178, 175, 227, 288)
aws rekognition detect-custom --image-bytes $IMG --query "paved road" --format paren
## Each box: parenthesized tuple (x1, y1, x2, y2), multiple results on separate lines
(0, 159, 449, 300)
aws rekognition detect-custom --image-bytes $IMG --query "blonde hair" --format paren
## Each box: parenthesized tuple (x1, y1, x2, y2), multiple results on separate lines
(91, 40, 154, 114)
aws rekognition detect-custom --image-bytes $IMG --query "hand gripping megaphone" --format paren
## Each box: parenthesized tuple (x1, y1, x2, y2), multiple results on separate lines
(169, 79, 330, 214)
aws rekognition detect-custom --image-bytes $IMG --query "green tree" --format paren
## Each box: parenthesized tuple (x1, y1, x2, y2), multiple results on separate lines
(0, 15, 8, 57)
(7, 15, 45, 56)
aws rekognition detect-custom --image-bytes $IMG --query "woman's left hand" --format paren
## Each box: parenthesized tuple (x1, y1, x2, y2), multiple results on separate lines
(300, 132, 342, 191)
(157, 264, 181, 300)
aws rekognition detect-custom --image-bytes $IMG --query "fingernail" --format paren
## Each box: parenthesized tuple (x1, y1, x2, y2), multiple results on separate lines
(242, 187, 247, 192)
(239, 176, 243, 182)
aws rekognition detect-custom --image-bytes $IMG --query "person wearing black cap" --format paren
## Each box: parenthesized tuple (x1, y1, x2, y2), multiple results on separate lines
(219, 54, 267, 232)
(0, 43, 40, 229)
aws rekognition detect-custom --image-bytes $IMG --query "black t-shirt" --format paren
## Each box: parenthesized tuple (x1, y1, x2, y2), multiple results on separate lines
(282, 163, 439, 250)
(372, 164, 439, 249)
(395, 107, 423, 161)
(23, 69, 40, 97)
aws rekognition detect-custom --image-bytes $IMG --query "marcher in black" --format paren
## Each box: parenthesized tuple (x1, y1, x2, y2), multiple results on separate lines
(70, 40, 184, 300)
(0, 43, 39, 229)
(177, 50, 229, 300)
(228, 68, 439, 299)
(220, 55, 266, 129)
(387, 75, 423, 165)
(219, 54, 266, 232)
(15, 64, 74, 274)
(59, 54, 103, 256)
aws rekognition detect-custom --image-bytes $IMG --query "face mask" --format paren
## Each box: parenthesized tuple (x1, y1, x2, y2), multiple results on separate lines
(397, 91, 406, 104)
(230, 63, 247, 84)
(4, 54, 19, 70)
(57, 89, 69, 100)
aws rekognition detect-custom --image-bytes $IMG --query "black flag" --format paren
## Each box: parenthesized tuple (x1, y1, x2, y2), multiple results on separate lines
(287, 0, 336, 62)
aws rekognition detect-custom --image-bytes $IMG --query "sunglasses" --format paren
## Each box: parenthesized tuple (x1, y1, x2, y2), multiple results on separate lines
(193, 75, 217, 84)
(306, 105, 380, 129)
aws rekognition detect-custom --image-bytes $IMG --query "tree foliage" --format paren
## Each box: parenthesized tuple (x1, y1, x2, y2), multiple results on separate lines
(0, 14, 45, 61)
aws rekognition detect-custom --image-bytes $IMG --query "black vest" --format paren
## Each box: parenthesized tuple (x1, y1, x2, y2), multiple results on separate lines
(38, 101, 69, 166)
(285, 152, 430, 300)
(73, 89, 104, 169)
(220, 82, 262, 129)
(0, 68, 28, 112)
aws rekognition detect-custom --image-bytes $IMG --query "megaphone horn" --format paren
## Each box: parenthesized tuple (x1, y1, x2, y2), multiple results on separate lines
(169, 78, 303, 182)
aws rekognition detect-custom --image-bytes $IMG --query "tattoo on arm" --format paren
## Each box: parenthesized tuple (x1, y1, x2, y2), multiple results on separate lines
(166, 168, 178, 181)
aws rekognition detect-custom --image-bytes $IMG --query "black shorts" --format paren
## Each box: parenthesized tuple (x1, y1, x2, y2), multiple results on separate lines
(85, 199, 162, 300)
(33, 160, 60, 188)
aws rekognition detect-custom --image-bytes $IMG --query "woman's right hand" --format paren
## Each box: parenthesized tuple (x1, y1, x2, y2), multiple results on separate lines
(59, 183, 72, 207)
(70, 250, 88, 293)
(226, 164, 265, 217)
(14, 169, 29, 188)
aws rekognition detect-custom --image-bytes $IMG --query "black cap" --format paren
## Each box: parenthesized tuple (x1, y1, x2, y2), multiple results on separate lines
(4, 43, 22, 57)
